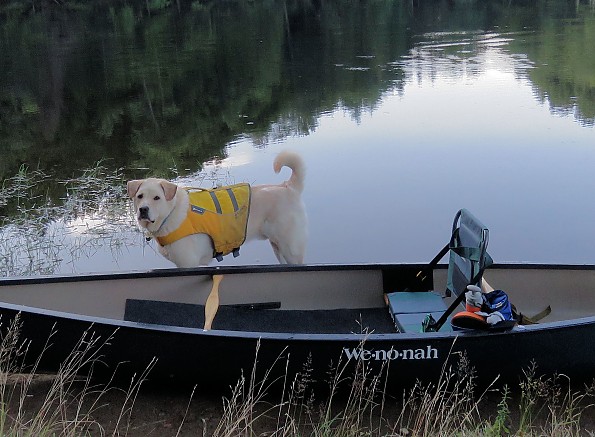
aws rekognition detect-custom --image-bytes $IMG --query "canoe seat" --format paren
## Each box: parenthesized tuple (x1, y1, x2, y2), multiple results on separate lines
(386, 291, 451, 333)
(386, 209, 492, 333)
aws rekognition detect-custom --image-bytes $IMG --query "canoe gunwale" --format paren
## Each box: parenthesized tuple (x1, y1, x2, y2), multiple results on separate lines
(0, 263, 426, 286)
(1, 262, 595, 287)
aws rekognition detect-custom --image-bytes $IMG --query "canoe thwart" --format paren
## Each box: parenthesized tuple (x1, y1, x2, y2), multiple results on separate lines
(227, 302, 281, 310)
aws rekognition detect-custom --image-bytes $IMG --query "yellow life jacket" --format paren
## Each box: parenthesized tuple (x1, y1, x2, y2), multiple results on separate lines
(155, 183, 251, 261)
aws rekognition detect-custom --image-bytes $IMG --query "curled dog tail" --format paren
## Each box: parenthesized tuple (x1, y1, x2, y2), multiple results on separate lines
(274, 150, 306, 193)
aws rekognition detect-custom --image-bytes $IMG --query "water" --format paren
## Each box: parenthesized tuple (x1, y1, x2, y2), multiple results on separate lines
(1, 0, 594, 275)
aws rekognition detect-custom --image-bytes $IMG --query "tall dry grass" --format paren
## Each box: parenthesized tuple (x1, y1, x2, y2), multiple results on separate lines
(0, 301, 592, 435)
(0, 314, 154, 436)
(1, 319, 593, 436)
(204, 344, 595, 437)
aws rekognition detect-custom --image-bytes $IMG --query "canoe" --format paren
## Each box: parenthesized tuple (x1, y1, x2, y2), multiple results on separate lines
(1, 210, 594, 392)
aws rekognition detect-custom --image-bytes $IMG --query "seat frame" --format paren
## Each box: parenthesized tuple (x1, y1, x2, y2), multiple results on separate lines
(387, 209, 492, 333)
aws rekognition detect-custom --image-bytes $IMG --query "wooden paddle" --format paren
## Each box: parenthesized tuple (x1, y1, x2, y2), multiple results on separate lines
(204, 274, 223, 331)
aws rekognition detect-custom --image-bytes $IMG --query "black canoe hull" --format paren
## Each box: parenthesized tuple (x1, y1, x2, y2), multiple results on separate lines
(2, 299, 594, 392)
(1, 263, 595, 392)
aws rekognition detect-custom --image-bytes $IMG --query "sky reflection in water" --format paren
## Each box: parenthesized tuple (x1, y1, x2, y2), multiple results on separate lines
(6, 25, 595, 274)
(108, 30, 595, 271)
(94, 30, 595, 267)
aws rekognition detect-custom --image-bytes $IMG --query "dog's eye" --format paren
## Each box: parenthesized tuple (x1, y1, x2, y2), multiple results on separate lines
(137, 194, 143, 199)
(154, 196, 161, 201)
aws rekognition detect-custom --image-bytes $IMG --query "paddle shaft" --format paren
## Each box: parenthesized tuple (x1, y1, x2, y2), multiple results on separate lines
(204, 274, 223, 331)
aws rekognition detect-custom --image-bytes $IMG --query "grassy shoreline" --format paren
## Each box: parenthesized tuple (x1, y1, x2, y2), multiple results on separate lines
(1, 322, 594, 436)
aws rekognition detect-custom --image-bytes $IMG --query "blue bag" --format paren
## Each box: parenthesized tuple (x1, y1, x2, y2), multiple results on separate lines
(484, 289, 513, 321)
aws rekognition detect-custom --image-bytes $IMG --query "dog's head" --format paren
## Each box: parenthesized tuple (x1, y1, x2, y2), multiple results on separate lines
(127, 178, 178, 231)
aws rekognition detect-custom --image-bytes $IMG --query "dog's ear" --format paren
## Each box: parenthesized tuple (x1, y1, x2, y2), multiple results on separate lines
(127, 180, 144, 198)
(160, 180, 178, 201)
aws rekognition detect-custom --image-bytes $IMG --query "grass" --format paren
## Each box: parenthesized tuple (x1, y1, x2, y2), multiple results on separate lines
(0, 161, 140, 276)
(0, 315, 154, 436)
(0, 324, 594, 436)
(207, 351, 595, 437)
(190, 340, 595, 436)
(0, 309, 593, 436)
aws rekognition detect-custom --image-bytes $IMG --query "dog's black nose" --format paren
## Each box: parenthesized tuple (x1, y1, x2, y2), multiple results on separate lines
(139, 206, 150, 219)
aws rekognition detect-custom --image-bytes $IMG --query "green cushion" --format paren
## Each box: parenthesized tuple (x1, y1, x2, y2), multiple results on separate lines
(386, 291, 447, 314)
(386, 291, 451, 333)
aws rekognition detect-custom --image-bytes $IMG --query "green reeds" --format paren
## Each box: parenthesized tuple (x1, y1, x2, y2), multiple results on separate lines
(0, 160, 237, 277)
(0, 162, 140, 277)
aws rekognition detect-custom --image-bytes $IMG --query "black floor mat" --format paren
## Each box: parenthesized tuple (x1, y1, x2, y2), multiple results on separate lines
(124, 299, 396, 334)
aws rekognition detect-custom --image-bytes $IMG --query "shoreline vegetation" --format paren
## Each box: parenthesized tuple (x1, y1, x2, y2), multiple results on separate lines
(0, 162, 137, 277)
(0, 318, 594, 436)
(0, 161, 233, 276)
(1, 164, 595, 435)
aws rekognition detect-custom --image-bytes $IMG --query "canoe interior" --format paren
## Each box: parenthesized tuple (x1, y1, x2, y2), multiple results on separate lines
(476, 266, 595, 322)
(124, 299, 397, 333)
(1, 264, 595, 334)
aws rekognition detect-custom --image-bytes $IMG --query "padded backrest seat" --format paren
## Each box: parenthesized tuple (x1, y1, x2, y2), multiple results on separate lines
(387, 209, 492, 333)
(446, 209, 492, 297)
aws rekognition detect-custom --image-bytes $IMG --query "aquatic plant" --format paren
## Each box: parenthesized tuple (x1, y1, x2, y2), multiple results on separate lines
(0, 162, 141, 277)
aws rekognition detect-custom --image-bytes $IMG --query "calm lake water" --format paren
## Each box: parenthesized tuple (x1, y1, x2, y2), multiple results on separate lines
(1, 0, 595, 275)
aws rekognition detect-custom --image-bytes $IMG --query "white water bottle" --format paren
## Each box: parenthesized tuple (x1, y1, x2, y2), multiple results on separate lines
(465, 284, 483, 313)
